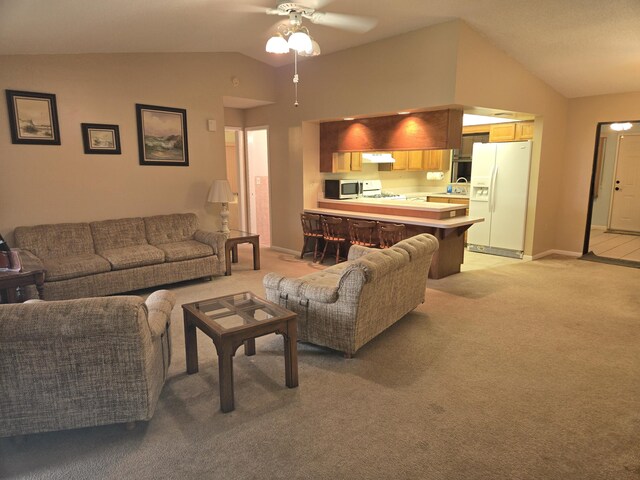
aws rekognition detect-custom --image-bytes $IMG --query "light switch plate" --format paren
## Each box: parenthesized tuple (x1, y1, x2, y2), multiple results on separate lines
(207, 120, 217, 132)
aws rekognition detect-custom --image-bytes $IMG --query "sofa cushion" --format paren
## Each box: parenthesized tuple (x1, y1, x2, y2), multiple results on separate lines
(14, 223, 94, 259)
(43, 254, 112, 282)
(157, 240, 214, 262)
(100, 245, 165, 271)
(144, 214, 198, 246)
(90, 218, 147, 253)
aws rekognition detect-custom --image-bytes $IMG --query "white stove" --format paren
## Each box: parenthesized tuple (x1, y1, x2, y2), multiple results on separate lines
(360, 180, 406, 200)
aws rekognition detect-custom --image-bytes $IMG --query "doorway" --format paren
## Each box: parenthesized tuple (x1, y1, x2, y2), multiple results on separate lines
(224, 128, 247, 231)
(583, 121, 640, 264)
(245, 127, 271, 246)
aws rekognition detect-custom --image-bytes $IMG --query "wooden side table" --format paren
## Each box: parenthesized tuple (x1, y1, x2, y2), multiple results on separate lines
(0, 269, 45, 303)
(224, 230, 260, 276)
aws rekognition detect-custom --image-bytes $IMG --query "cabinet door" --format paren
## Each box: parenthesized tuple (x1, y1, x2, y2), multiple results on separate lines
(391, 151, 408, 170)
(407, 151, 424, 170)
(332, 153, 351, 173)
(489, 123, 516, 142)
(350, 152, 362, 171)
(424, 150, 449, 171)
(427, 196, 450, 204)
(516, 122, 534, 140)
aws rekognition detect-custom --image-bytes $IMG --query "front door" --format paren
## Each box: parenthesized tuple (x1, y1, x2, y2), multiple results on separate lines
(610, 134, 640, 232)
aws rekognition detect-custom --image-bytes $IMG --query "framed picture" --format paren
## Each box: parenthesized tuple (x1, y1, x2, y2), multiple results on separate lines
(5, 90, 61, 145)
(81, 123, 121, 154)
(135, 104, 189, 166)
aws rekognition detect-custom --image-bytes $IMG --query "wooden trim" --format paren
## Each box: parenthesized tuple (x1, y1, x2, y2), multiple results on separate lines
(318, 201, 466, 220)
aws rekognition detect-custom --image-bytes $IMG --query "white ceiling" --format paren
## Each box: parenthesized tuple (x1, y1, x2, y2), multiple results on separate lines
(1, 0, 639, 99)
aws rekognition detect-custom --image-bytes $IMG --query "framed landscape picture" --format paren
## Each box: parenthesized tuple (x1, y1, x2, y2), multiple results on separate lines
(135, 104, 189, 166)
(81, 123, 121, 154)
(5, 90, 61, 145)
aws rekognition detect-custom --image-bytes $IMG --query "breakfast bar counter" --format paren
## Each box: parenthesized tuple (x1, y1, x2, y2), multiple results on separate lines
(305, 202, 483, 279)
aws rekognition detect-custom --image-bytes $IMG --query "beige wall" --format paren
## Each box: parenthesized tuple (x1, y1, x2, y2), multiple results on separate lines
(0, 53, 275, 242)
(557, 92, 640, 252)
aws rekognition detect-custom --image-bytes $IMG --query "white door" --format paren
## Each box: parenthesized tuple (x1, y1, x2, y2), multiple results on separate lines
(224, 128, 247, 231)
(609, 134, 640, 232)
(245, 127, 271, 246)
(489, 141, 531, 251)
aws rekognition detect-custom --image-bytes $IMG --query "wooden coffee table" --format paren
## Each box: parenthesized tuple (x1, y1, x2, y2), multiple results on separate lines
(0, 269, 45, 303)
(182, 291, 298, 413)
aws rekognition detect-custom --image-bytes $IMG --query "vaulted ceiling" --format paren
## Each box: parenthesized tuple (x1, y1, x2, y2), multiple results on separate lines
(1, 0, 639, 99)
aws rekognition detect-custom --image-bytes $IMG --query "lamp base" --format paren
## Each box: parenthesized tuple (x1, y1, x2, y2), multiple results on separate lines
(219, 203, 230, 234)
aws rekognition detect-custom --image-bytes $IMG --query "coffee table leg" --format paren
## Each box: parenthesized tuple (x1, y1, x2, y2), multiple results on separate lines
(184, 316, 199, 374)
(225, 244, 232, 276)
(284, 319, 299, 388)
(218, 346, 235, 413)
(252, 240, 260, 270)
(232, 245, 239, 263)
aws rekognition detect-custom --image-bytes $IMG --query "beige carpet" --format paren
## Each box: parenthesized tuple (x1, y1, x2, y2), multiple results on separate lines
(1, 246, 639, 480)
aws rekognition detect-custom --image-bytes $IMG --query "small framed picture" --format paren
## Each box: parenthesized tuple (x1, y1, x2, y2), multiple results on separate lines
(81, 123, 121, 154)
(136, 104, 189, 166)
(5, 90, 61, 145)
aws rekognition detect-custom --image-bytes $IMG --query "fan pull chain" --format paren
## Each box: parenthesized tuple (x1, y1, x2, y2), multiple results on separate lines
(293, 50, 299, 107)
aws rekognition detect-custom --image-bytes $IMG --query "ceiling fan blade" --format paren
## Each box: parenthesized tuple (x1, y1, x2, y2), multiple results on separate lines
(308, 11, 378, 33)
(216, 2, 270, 14)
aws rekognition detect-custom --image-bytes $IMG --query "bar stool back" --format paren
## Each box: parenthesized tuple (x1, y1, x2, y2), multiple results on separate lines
(348, 219, 378, 248)
(300, 213, 323, 261)
(378, 222, 407, 248)
(320, 216, 349, 264)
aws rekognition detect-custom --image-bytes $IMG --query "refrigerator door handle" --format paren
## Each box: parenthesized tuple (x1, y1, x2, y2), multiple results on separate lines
(489, 165, 498, 212)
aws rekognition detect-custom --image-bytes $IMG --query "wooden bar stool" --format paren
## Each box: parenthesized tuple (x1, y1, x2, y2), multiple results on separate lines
(348, 219, 378, 248)
(300, 213, 323, 262)
(377, 222, 406, 248)
(320, 216, 349, 264)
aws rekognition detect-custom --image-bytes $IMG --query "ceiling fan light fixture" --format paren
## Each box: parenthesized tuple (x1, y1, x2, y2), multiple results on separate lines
(301, 38, 321, 56)
(288, 31, 312, 53)
(266, 34, 289, 54)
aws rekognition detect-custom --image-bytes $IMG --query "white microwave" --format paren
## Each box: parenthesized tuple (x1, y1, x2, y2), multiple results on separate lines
(324, 179, 360, 199)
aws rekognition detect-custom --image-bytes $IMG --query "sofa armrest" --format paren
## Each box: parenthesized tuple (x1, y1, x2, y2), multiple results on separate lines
(145, 290, 176, 338)
(264, 272, 339, 304)
(347, 244, 375, 261)
(17, 249, 44, 272)
(193, 229, 227, 256)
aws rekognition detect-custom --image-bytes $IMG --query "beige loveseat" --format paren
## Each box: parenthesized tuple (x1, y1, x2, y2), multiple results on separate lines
(263, 234, 439, 356)
(0, 290, 176, 437)
(14, 213, 226, 300)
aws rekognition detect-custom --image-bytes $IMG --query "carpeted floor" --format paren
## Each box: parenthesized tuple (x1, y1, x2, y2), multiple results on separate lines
(1, 246, 639, 480)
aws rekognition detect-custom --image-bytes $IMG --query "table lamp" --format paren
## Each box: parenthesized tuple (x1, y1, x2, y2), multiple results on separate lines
(207, 179, 234, 233)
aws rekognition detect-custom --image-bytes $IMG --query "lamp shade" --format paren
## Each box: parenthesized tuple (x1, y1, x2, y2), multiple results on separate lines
(288, 31, 312, 53)
(207, 179, 234, 203)
(266, 35, 289, 54)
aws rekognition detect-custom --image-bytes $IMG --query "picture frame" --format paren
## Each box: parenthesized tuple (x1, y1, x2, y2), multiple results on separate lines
(5, 90, 61, 145)
(135, 104, 189, 166)
(81, 123, 121, 155)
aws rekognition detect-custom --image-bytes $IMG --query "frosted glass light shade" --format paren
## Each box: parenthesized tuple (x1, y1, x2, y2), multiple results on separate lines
(266, 35, 289, 54)
(207, 179, 234, 203)
(288, 31, 312, 53)
(300, 38, 321, 57)
(610, 122, 632, 131)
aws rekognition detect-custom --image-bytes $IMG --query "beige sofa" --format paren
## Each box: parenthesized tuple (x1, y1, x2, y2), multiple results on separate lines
(14, 213, 226, 300)
(263, 234, 439, 356)
(0, 290, 176, 437)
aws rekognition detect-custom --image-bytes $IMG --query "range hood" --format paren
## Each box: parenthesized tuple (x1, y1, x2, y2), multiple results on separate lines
(362, 153, 395, 164)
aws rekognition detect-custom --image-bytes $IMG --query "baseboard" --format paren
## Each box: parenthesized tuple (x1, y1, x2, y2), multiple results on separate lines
(591, 225, 607, 231)
(268, 245, 300, 256)
(532, 249, 582, 260)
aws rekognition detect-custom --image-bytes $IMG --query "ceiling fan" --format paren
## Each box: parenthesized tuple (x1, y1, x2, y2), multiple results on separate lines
(249, 1, 378, 106)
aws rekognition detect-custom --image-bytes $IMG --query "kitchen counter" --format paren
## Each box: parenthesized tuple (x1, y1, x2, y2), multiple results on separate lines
(307, 203, 484, 279)
(318, 197, 469, 220)
(425, 193, 470, 200)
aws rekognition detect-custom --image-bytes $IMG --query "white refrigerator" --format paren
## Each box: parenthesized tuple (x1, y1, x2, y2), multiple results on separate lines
(467, 141, 532, 258)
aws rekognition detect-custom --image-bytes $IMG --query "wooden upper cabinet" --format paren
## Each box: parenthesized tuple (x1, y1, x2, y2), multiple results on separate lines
(407, 151, 424, 170)
(332, 153, 351, 173)
(391, 151, 408, 170)
(424, 150, 450, 171)
(516, 122, 534, 140)
(489, 123, 517, 142)
(350, 152, 362, 171)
